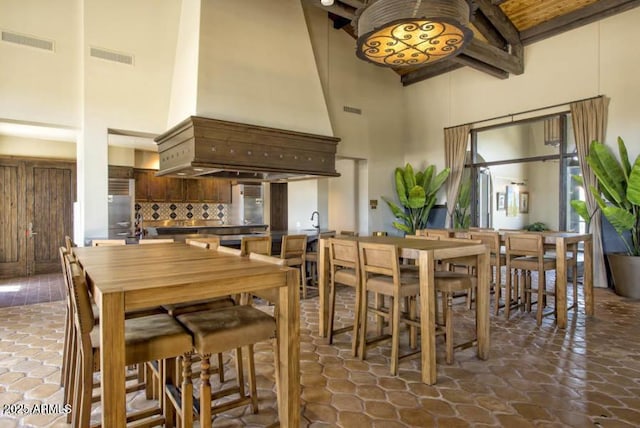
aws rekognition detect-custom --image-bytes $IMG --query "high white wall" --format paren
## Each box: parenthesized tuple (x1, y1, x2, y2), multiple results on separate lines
(404, 8, 640, 172)
(0, 135, 76, 159)
(303, 5, 406, 235)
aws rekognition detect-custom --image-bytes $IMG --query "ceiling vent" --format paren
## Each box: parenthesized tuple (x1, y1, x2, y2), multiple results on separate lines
(90, 46, 134, 65)
(1, 30, 54, 51)
(343, 106, 362, 115)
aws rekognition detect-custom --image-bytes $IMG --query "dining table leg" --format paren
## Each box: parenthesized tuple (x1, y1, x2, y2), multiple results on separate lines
(97, 291, 126, 428)
(556, 238, 568, 329)
(276, 268, 301, 427)
(583, 237, 594, 316)
(318, 238, 329, 337)
(418, 250, 437, 385)
(476, 248, 491, 359)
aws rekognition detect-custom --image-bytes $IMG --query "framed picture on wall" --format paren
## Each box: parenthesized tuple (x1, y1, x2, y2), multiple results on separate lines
(496, 192, 506, 211)
(506, 185, 519, 217)
(519, 192, 530, 213)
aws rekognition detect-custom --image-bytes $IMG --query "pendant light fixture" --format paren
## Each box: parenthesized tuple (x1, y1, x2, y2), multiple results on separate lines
(355, 0, 473, 67)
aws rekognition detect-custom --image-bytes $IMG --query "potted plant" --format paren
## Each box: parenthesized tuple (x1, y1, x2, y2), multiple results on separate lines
(572, 137, 640, 298)
(382, 163, 450, 235)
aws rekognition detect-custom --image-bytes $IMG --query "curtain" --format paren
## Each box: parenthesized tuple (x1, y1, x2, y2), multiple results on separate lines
(444, 125, 471, 228)
(570, 97, 609, 288)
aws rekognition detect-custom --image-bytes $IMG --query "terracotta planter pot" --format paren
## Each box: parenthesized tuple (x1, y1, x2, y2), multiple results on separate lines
(608, 253, 640, 299)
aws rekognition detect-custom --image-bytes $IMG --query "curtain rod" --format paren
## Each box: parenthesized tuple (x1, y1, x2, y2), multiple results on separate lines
(444, 94, 604, 130)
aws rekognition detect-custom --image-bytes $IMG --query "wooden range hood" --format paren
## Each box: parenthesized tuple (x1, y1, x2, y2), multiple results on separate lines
(154, 116, 340, 182)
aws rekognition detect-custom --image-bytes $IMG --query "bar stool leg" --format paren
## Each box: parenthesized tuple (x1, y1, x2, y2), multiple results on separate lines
(445, 292, 454, 365)
(200, 354, 212, 428)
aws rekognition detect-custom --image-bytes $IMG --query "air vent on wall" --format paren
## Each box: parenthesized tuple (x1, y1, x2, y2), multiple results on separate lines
(1, 30, 54, 51)
(343, 106, 362, 115)
(90, 46, 134, 65)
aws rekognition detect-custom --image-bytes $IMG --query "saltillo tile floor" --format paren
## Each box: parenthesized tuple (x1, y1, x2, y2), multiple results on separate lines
(0, 274, 639, 427)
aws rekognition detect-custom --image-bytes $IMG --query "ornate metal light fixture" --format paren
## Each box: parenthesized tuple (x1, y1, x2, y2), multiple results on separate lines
(355, 0, 473, 67)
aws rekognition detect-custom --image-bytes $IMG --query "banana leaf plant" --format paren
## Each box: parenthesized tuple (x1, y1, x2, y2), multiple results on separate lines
(572, 138, 640, 256)
(453, 173, 471, 229)
(382, 163, 450, 235)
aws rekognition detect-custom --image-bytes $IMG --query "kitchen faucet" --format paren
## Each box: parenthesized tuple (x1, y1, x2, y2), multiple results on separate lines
(310, 211, 320, 231)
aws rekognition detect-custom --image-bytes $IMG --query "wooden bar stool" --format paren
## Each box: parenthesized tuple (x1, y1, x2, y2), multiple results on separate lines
(280, 234, 308, 298)
(327, 238, 361, 356)
(240, 235, 272, 256)
(358, 242, 420, 375)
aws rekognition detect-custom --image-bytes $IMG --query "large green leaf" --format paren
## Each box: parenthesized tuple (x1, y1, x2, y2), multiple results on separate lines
(570, 200, 590, 223)
(427, 168, 451, 195)
(627, 155, 640, 206)
(382, 197, 410, 223)
(572, 174, 584, 187)
(407, 185, 426, 209)
(618, 137, 632, 180)
(420, 165, 434, 190)
(587, 141, 627, 206)
(392, 221, 412, 234)
(394, 168, 408, 207)
(602, 205, 635, 235)
(403, 163, 416, 190)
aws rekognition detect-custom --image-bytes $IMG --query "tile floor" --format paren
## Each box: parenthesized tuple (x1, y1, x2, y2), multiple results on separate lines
(0, 275, 639, 427)
(0, 274, 65, 308)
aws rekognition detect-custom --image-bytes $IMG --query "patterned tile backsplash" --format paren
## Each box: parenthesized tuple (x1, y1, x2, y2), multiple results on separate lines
(135, 202, 229, 222)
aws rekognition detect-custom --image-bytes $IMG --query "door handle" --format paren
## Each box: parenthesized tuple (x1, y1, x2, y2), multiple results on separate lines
(28, 222, 38, 238)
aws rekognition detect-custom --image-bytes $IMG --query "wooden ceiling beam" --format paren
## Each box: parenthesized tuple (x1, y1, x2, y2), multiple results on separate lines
(463, 38, 524, 75)
(306, 0, 356, 20)
(521, 0, 640, 46)
(472, 11, 507, 49)
(475, 0, 522, 48)
(401, 61, 464, 86)
(451, 54, 509, 79)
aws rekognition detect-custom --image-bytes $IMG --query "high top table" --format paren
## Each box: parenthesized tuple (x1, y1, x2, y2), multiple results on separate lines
(317, 235, 491, 385)
(73, 243, 300, 428)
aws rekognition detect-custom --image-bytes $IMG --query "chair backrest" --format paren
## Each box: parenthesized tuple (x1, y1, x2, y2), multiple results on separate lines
(139, 238, 175, 245)
(469, 230, 501, 254)
(280, 234, 307, 259)
(338, 230, 359, 237)
(406, 234, 439, 240)
(505, 233, 543, 259)
(358, 242, 400, 280)
(64, 235, 75, 253)
(217, 246, 242, 256)
(241, 236, 272, 256)
(92, 239, 126, 247)
(186, 236, 220, 249)
(249, 252, 286, 266)
(416, 228, 451, 238)
(186, 240, 209, 249)
(64, 256, 94, 335)
(329, 238, 359, 271)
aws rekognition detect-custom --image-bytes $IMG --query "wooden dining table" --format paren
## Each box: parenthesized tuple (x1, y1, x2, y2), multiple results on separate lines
(73, 242, 301, 428)
(317, 235, 491, 385)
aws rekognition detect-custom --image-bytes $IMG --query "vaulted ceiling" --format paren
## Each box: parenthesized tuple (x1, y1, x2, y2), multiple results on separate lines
(308, 0, 640, 85)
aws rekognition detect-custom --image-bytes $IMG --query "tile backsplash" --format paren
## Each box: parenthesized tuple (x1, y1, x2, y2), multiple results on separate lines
(135, 202, 229, 222)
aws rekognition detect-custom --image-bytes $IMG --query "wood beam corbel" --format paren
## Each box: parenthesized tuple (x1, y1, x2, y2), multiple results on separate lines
(401, 61, 464, 86)
(451, 54, 509, 79)
(462, 38, 523, 75)
(475, 0, 523, 65)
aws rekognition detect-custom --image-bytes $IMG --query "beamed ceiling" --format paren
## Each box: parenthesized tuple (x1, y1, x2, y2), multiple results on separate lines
(307, 0, 640, 86)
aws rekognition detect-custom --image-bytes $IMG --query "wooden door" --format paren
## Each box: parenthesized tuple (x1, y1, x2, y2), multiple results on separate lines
(0, 159, 26, 278)
(0, 157, 75, 278)
(28, 163, 75, 275)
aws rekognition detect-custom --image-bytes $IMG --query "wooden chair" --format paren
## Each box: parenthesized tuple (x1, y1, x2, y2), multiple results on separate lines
(357, 242, 420, 375)
(91, 239, 126, 246)
(240, 236, 272, 256)
(185, 236, 221, 249)
(469, 230, 506, 316)
(505, 233, 557, 324)
(64, 257, 193, 428)
(167, 253, 281, 428)
(415, 228, 452, 239)
(280, 234, 308, 298)
(217, 245, 242, 256)
(305, 232, 336, 287)
(327, 238, 361, 356)
(139, 238, 175, 244)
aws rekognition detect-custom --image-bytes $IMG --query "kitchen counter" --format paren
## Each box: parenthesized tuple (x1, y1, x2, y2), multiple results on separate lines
(144, 221, 268, 236)
(139, 229, 335, 248)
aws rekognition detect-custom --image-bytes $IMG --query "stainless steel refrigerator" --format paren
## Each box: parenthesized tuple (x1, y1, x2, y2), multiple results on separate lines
(108, 178, 135, 238)
(230, 184, 264, 225)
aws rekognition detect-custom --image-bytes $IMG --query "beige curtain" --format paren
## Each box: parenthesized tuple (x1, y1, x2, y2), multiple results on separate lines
(570, 97, 609, 288)
(444, 125, 471, 227)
